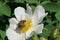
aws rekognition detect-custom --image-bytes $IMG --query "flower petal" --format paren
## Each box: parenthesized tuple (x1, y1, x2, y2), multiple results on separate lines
(10, 24, 17, 30)
(32, 5, 48, 24)
(34, 5, 45, 18)
(26, 4, 32, 16)
(32, 11, 38, 25)
(14, 7, 26, 21)
(26, 24, 43, 39)
(6, 27, 25, 40)
(9, 18, 18, 24)
(9, 18, 18, 30)
(26, 26, 35, 39)
(34, 24, 43, 34)
(37, 12, 48, 23)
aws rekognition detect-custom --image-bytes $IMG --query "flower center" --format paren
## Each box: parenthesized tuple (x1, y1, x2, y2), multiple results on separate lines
(21, 18, 32, 32)
(17, 18, 32, 33)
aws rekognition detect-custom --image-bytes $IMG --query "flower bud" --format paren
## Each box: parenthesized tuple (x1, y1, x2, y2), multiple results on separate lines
(40, 37, 47, 40)
(53, 28, 59, 38)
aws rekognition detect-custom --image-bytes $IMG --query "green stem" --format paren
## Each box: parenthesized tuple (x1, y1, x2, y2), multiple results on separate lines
(39, 0, 40, 5)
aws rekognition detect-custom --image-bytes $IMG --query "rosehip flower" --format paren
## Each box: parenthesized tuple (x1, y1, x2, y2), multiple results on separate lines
(6, 4, 48, 40)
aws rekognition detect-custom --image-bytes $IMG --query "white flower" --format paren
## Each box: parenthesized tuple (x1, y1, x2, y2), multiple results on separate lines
(6, 4, 48, 40)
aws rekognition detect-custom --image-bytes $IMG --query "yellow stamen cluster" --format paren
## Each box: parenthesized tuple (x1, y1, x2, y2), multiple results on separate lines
(21, 18, 32, 32)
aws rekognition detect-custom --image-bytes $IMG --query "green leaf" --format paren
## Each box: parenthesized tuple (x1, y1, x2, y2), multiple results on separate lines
(43, 0, 50, 1)
(25, 0, 38, 4)
(42, 3, 60, 12)
(56, 22, 60, 31)
(0, 30, 6, 40)
(5, 25, 9, 30)
(41, 1, 51, 5)
(32, 34, 39, 40)
(45, 24, 55, 32)
(41, 28, 50, 37)
(41, 24, 55, 37)
(55, 35, 60, 40)
(0, 38, 2, 40)
(4, 0, 9, 2)
(55, 11, 60, 21)
(45, 16, 57, 24)
(31, 5, 35, 13)
(57, 0, 60, 3)
(0, 1, 11, 16)
(0, 13, 3, 16)
(46, 18, 53, 24)
(15, 0, 24, 3)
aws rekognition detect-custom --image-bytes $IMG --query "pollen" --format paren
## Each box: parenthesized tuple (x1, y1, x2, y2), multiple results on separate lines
(21, 18, 32, 32)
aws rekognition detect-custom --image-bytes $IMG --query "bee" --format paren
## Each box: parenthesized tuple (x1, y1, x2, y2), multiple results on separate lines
(17, 20, 26, 29)
(16, 20, 26, 33)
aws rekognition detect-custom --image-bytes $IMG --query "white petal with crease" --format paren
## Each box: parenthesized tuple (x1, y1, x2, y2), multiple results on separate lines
(26, 4, 32, 16)
(34, 24, 43, 34)
(26, 26, 35, 39)
(14, 7, 26, 21)
(37, 12, 48, 23)
(35, 5, 45, 18)
(9, 18, 18, 30)
(32, 5, 48, 24)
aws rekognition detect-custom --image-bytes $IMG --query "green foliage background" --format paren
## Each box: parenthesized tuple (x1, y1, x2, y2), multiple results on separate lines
(0, 0, 60, 40)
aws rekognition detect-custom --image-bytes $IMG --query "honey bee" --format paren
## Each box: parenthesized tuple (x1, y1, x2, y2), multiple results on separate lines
(18, 20, 26, 29)
(16, 20, 26, 33)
